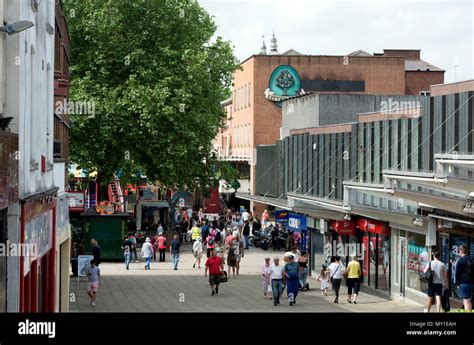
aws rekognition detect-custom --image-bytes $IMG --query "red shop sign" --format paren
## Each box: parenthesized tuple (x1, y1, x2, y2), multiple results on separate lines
(330, 220, 356, 236)
(357, 219, 389, 236)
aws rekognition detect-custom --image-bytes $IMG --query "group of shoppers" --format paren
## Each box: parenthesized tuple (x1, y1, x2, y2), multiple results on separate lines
(316, 255, 361, 305)
(261, 250, 311, 306)
(422, 245, 473, 312)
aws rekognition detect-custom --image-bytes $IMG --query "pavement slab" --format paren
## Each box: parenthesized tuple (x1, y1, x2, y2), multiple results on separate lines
(70, 244, 423, 313)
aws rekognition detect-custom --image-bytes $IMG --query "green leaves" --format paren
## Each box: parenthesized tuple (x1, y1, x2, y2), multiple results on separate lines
(66, 0, 240, 191)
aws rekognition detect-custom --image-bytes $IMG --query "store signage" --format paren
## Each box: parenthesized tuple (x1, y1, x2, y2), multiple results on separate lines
(275, 210, 289, 225)
(358, 219, 389, 235)
(330, 220, 356, 236)
(288, 213, 307, 232)
(67, 191, 85, 212)
(24, 210, 53, 276)
(265, 65, 302, 107)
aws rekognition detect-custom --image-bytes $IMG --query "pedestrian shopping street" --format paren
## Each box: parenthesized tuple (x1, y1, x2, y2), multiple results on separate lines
(69, 244, 422, 313)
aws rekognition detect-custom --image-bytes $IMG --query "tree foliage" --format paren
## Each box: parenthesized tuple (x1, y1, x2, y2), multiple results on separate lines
(65, 0, 240, 191)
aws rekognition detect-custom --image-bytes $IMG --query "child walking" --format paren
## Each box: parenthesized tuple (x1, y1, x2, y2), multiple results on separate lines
(317, 265, 329, 296)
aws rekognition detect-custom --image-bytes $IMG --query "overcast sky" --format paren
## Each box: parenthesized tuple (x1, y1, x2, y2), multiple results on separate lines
(198, 0, 473, 83)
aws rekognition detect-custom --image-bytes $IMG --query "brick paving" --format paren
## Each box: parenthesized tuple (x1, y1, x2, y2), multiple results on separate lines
(69, 244, 423, 313)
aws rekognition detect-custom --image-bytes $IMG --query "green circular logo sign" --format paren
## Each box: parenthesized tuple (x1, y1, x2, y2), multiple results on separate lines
(265, 65, 301, 107)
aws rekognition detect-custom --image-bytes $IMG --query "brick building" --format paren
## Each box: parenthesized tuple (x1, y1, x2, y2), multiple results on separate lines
(216, 37, 444, 215)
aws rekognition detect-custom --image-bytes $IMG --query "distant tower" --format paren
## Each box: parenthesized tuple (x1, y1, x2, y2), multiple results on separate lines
(269, 32, 278, 54)
(260, 35, 267, 54)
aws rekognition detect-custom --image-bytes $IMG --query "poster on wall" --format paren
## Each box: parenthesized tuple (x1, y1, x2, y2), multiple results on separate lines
(56, 195, 71, 236)
(78, 255, 94, 279)
(23, 210, 53, 276)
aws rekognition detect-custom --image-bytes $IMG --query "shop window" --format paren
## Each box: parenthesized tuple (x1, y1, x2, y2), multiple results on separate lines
(406, 232, 430, 293)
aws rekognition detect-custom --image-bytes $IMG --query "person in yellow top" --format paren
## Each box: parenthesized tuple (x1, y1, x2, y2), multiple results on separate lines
(345, 255, 361, 304)
(191, 224, 201, 242)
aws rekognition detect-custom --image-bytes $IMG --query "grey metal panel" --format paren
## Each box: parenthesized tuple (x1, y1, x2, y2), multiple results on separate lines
(366, 122, 372, 185)
(400, 118, 408, 171)
(421, 96, 431, 172)
(357, 123, 364, 184)
(318, 134, 324, 197)
(336, 133, 343, 200)
(443, 94, 459, 152)
(330, 133, 337, 200)
(309, 135, 315, 196)
(276, 140, 283, 198)
(350, 126, 357, 180)
(433, 96, 442, 158)
(373, 121, 380, 184)
(255, 145, 277, 197)
(446, 93, 455, 152)
(391, 120, 399, 170)
(458, 92, 468, 154)
(343, 132, 350, 181)
(411, 118, 419, 172)
(324, 134, 330, 197)
(302, 134, 308, 194)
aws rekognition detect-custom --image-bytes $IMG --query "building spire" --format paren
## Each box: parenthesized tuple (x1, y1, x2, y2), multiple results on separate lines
(270, 31, 278, 54)
(260, 35, 267, 54)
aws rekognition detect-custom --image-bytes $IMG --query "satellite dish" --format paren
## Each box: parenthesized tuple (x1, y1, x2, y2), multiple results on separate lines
(0, 21, 34, 36)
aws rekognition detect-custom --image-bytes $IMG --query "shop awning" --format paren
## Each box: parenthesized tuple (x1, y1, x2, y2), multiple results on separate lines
(235, 192, 293, 211)
(286, 192, 350, 213)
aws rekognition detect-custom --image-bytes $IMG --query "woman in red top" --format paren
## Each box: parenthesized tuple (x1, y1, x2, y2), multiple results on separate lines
(157, 234, 167, 262)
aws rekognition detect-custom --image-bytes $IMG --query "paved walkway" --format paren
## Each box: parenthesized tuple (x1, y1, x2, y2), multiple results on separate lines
(69, 244, 423, 312)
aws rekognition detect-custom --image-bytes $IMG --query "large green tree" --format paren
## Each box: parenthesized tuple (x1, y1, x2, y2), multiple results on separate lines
(65, 0, 239, 196)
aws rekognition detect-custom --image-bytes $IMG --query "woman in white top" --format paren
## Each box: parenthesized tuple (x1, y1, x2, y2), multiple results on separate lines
(262, 257, 272, 299)
(192, 238, 203, 269)
(327, 256, 345, 304)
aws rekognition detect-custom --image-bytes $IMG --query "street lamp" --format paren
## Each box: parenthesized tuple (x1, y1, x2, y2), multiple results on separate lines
(0, 20, 34, 36)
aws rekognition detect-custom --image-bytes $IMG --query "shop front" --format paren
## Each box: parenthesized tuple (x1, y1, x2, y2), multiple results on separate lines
(357, 218, 391, 295)
(308, 218, 326, 275)
(20, 194, 57, 313)
(324, 217, 391, 297)
(391, 226, 432, 303)
(287, 213, 308, 251)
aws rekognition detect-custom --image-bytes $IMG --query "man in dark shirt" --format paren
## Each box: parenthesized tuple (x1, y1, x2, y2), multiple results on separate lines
(455, 245, 473, 311)
(170, 235, 181, 271)
(252, 217, 261, 235)
(121, 237, 133, 270)
(201, 222, 210, 242)
(90, 239, 101, 267)
(242, 221, 250, 250)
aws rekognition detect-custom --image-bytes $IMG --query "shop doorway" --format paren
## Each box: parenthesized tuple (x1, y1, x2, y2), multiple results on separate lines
(399, 237, 407, 298)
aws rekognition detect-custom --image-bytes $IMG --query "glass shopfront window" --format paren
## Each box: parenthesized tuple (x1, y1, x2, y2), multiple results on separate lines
(406, 232, 430, 293)
(310, 229, 325, 272)
(368, 234, 377, 289)
(377, 234, 390, 292)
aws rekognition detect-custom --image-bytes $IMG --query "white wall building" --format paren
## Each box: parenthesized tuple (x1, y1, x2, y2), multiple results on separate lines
(2, 0, 63, 312)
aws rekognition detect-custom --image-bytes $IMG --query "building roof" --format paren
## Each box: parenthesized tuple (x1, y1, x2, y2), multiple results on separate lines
(348, 50, 373, 57)
(281, 49, 303, 55)
(405, 59, 444, 72)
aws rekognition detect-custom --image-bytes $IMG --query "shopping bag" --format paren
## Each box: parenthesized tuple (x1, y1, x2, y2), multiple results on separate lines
(220, 271, 228, 283)
(441, 289, 450, 312)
